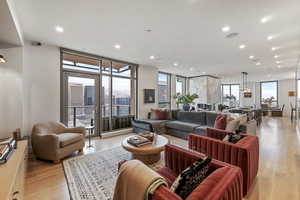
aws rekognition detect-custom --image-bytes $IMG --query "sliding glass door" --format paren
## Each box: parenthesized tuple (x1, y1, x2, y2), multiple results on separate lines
(61, 50, 137, 136)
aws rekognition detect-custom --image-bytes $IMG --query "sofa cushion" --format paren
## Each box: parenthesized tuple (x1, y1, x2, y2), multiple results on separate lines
(150, 109, 171, 120)
(57, 133, 83, 148)
(206, 112, 218, 127)
(166, 121, 200, 132)
(194, 126, 209, 135)
(177, 112, 206, 125)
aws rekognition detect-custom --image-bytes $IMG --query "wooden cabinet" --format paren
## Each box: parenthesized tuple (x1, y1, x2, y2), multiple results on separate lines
(0, 140, 27, 200)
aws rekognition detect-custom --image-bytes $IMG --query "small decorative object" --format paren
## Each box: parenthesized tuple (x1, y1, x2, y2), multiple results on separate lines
(144, 89, 155, 103)
(0, 55, 6, 63)
(173, 93, 199, 111)
(13, 128, 21, 141)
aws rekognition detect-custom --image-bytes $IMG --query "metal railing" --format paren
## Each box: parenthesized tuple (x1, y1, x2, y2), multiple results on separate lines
(64, 105, 134, 133)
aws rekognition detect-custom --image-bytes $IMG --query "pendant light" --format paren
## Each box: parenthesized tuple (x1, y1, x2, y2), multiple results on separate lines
(241, 72, 252, 97)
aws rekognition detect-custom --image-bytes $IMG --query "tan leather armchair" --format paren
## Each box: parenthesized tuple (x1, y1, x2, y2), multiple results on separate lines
(31, 121, 86, 163)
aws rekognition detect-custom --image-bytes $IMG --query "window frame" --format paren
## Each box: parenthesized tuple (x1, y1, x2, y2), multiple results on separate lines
(260, 80, 279, 106)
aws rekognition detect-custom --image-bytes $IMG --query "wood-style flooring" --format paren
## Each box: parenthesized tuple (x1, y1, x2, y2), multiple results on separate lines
(25, 117, 300, 200)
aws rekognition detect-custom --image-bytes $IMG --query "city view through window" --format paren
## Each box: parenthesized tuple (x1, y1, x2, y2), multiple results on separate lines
(62, 51, 136, 134)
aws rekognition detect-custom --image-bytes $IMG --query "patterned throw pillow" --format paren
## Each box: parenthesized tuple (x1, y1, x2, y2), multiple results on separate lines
(222, 132, 242, 143)
(170, 157, 212, 199)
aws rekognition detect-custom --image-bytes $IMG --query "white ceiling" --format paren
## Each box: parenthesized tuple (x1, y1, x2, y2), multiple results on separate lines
(12, 0, 300, 80)
(0, 0, 23, 48)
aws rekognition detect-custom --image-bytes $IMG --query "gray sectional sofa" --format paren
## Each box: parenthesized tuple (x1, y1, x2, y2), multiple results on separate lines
(132, 111, 256, 139)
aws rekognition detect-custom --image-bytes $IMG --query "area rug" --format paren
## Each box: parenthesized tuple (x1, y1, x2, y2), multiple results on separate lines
(63, 147, 164, 200)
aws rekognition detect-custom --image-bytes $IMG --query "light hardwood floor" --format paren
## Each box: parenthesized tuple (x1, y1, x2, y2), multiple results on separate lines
(25, 117, 300, 200)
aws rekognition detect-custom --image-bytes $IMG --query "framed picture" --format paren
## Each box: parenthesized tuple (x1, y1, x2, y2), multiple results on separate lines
(144, 89, 155, 103)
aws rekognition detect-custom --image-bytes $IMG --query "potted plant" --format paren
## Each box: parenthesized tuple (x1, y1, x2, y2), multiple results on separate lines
(173, 93, 199, 111)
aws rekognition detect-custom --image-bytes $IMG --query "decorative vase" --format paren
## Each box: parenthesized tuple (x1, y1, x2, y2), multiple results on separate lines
(182, 104, 190, 111)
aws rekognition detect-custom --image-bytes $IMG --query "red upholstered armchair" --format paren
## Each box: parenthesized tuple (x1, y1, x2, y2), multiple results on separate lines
(119, 144, 243, 200)
(188, 128, 259, 196)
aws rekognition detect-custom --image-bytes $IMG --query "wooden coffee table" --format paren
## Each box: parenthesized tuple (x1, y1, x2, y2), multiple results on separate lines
(122, 135, 169, 164)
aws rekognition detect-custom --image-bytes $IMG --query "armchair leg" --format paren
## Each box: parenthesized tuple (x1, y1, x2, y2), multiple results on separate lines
(53, 159, 60, 164)
(79, 148, 83, 153)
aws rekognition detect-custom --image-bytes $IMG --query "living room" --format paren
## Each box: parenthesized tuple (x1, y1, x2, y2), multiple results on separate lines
(0, 0, 300, 200)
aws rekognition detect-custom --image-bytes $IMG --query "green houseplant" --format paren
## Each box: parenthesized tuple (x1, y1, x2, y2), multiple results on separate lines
(173, 93, 199, 111)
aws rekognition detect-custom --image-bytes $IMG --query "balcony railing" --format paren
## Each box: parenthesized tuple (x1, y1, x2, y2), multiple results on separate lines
(64, 105, 134, 134)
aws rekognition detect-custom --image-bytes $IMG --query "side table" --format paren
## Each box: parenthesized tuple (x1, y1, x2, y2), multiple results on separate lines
(85, 126, 94, 148)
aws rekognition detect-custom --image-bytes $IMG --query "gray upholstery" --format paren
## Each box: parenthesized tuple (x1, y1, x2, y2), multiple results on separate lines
(177, 111, 206, 125)
(165, 121, 200, 132)
(206, 112, 218, 127)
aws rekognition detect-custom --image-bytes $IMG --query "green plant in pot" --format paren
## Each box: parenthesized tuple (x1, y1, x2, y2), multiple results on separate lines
(173, 93, 199, 111)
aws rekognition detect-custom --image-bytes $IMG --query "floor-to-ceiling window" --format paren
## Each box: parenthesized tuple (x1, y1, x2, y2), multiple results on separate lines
(260, 81, 278, 107)
(158, 72, 171, 109)
(61, 49, 137, 136)
(176, 76, 186, 95)
(221, 84, 240, 106)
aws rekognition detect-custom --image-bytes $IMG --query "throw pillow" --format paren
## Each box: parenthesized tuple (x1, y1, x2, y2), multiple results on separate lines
(225, 118, 240, 132)
(222, 132, 242, 143)
(214, 114, 227, 130)
(150, 109, 170, 120)
(170, 157, 212, 199)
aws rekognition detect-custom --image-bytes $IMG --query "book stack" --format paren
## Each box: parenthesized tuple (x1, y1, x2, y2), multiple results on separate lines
(0, 137, 16, 164)
(127, 135, 151, 147)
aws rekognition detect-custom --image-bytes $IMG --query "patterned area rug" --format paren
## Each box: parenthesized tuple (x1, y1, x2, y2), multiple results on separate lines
(63, 147, 164, 200)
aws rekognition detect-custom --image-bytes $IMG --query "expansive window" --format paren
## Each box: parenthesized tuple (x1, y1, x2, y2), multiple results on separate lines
(261, 81, 278, 106)
(221, 84, 240, 105)
(158, 72, 171, 109)
(61, 50, 137, 135)
(176, 76, 186, 95)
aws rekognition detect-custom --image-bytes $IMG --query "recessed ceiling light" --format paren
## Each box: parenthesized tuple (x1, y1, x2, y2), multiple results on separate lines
(276, 61, 281, 64)
(55, 25, 64, 33)
(277, 65, 281, 68)
(274, 55, 280, 59)
(149, 55, 155, 60)
(239, 44, 246, 49)
(249, 55, 255, 59)
(256, 62, 261, 66)
(173, 62, 178, 66)
(222, 26, 230, 33)
(261, 16, 272, 23)
(267, 35, 274, 40)
(271, 47, 279, 51)
(114, 44, 121, 49)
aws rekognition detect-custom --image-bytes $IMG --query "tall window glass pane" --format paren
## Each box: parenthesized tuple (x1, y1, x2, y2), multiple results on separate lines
(67, 76, 95, 128)
(176, 76, 186, 95)
(112, 77, 131, 116)
(222, 84, 239, 106)
(158, 73, 170, 108)
(261, 81, 278, 106)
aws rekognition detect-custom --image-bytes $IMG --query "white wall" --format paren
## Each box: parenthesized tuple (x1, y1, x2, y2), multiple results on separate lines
(0, 47, 23, 138)
(137, 65, 158, 119)
(22, 43, 60, 135)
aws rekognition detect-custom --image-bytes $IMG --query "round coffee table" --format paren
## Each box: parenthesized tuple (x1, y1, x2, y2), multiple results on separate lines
(122, 135, 169, 164)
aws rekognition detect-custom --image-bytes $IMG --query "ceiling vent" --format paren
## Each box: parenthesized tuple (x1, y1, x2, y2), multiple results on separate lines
(226, 32, 239, 39)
